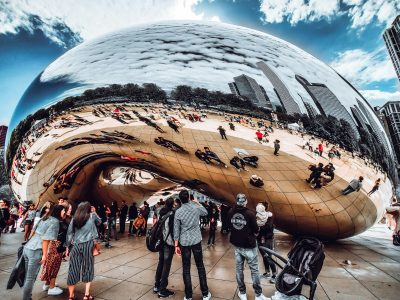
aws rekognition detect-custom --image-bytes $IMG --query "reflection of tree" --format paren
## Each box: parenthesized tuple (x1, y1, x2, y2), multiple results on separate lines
(6, 81, 397, 186)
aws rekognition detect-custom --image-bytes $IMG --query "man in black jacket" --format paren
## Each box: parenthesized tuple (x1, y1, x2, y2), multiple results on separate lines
(119, 200, 128, 233)
(154, 198, 176, 298)
(228, 194, 267, 300)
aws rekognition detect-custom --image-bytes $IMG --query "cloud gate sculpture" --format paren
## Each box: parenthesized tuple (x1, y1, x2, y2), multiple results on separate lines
(6, 21, 396, 240)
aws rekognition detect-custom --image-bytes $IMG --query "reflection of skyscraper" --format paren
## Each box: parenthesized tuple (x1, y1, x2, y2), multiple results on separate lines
(228, 74, 272, 109)
(256, 61, 301, 115)
(0, 125, 7, 149)
(350, 107, 369, 130)
(228, 82, 239, 95)
(295, 75, 359, 136)
(356, 99, 391, 154)
(378, 101, 400, 163)
(383, 15, 400, 83)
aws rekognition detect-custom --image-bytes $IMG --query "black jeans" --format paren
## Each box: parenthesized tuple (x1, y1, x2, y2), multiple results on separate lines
(259, 239, 277, 274)
(107, 217, 118, 240)
(208, 229, 216, 244)
(181, 242, 209, 298)
(119, 215, 127, 233)
(155, 244, 174, 292)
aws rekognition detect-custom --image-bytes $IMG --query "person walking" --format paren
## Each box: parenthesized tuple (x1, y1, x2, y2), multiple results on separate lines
(228, 194, 268, 300)
(108, 201, 118, 240)
(0, 200, 10, 238)
(66, 202, 101, 300)
(22, 202, 59, 300)
(119, 200, 128, 233)
(256, 203, 277, 283)
(318, 142, 323, 157)
(40, 205, 68, 296)
(342, 176, 364, 195)
(174, 190, 211, 300)
(368, 178, 381, 196)
(128, 202, 138, 235)
(207, 206, 218, 246)
(154, 198, 176, 298)
(141, 201, 151, 234)
(22, 204, 36, 241)
(217, 126, 228, 140)
(273, 140, 280, 156)
(255, 130, 263, 144)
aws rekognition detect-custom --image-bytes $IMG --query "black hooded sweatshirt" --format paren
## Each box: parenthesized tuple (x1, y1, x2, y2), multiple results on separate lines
(227, 205, 259, 248)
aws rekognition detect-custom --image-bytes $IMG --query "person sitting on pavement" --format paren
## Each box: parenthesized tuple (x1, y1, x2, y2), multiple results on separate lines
(204, 147, 227, 168)
(230, 156, 247, 172)
(342, 176, 364, 195)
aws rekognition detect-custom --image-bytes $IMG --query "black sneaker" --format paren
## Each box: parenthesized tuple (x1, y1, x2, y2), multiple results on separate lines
(270, 275, 276, 284)
(158, 289, 175, 298)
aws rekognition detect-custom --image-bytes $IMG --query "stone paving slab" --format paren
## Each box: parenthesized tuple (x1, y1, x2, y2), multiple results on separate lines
(1, 223, 400, 300)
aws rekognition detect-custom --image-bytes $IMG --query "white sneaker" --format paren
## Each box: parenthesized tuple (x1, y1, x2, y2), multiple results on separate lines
(203, 292, 212, 300)
(238, 291, 247, 300)
(42, 284, 49, 291)
(48, 286, 63, 296)
(255, 294, 269, 300)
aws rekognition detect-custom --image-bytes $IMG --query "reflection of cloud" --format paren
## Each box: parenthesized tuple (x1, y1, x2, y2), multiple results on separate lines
(0, 0, 204, 44)
(360, 89, 400, 107)
(330, 48, 397, 86)
(36, 20, 368, 116)
(259, 0, 400, 29)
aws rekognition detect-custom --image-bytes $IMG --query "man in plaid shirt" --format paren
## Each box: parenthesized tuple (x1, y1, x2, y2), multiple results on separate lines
(174, 190, 211, 300)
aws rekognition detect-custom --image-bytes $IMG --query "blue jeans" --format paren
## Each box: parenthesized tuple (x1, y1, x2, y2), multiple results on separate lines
(155, 244, 174, 292)
(22, 247, 42, 300)
(234, 246, 262, 296)
(342, 186, 355, 195)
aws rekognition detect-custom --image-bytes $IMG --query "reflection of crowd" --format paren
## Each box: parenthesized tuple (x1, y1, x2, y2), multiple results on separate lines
(306, 163, 336, 189)
(56, 130, 140, 150)
(154, 137, 188, 153)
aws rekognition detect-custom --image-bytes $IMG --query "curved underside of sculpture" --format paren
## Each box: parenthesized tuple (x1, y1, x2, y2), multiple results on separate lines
(9, 103, 392, 240)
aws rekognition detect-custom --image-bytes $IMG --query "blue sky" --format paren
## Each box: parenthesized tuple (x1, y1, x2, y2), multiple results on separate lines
(0, 0, 399, 126)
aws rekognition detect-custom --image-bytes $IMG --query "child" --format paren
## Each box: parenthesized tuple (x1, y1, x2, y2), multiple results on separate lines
(208, 208, 218, 246)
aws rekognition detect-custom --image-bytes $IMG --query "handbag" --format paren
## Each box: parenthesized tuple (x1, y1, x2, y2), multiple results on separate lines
(91, 214, 101, 256)
(393, 231, 400, 246)
(93, 241, 101, 256)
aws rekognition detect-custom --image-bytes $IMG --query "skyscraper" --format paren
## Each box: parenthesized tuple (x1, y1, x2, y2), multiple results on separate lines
(383, 15, 400, 83)
(378, 101, 400, 163)
(256, 61, 302, 115)
(295, 75, 359, 137)
(0, 125, 7, 149)
(228, 74, 272, 109)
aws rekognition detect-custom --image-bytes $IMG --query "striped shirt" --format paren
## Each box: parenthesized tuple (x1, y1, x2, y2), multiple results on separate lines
(174, 202, 208, 246)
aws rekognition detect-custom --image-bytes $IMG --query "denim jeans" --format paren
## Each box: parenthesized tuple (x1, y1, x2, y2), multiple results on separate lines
(342, 186, 355, 195)
(155, 244, 174, 292)
(234, 246, 262, 296)
(258, 239, 277, 274)
(181, 242, 209, 298)
(22, 247, 42, 300)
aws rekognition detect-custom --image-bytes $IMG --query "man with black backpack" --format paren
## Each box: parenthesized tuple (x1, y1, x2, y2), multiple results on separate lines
(154, 198, 176, 298)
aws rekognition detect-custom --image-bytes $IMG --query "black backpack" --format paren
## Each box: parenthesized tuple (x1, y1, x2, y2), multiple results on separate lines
(146, 211, 173, 252)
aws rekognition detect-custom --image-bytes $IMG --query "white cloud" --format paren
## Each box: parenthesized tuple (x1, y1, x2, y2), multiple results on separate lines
(330, 48, 397, 87)
(259, 0, 340, 25)
(260, 0, 400, 29)
(360, 89, 400, 106)
(345, 0, 400, 29)
(0, 0, 206, 44)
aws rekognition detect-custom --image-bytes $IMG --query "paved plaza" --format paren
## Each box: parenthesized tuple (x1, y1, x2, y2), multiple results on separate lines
(1, 224, 400, 300)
